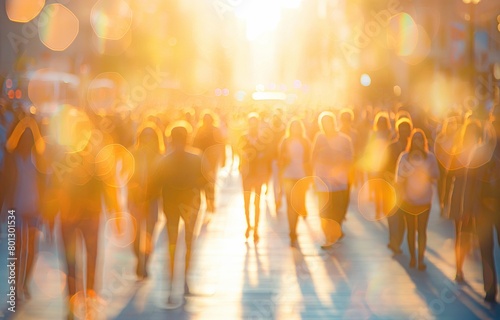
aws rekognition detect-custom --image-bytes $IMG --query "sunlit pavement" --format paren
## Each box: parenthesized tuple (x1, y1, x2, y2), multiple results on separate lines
(1, 165, 500, 320)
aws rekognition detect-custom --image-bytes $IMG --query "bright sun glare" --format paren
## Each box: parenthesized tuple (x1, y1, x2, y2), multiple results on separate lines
(237, 0, 301, 41)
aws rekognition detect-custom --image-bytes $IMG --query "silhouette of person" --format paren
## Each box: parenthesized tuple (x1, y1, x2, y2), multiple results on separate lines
(312, 112, 353, 249)
(434, 116, 459, 217)
(365, 112, 393, 219)
(238, 113, 272, 243)
(463, 106, 500, 303)
(57, 116, 121, 319)
(385, 117, 413, 254)
(447, 119, 483, 283)
(395, 129, 439, 270)
(268, 112, 286, 211)
(3, 116, 45, 302)
(278, 118, 311, 246)
(193, 111, 225, 214)
(155, 125, 206, 300)
(128, 123, 165, 279)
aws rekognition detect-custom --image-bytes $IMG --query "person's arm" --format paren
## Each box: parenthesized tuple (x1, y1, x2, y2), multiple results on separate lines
(214, 127, 226, 166)
(345, 135, 354, 164)
(310, 133, 321, 166)
(395, 152, 407, 185)
(277, 137, 287, 171)
(198, 154, 210, 190)
(303, 138, 312, 177)
(150, 156, 164, 198)
(394, 152, 409, 204)
(428, 153, 440, 182)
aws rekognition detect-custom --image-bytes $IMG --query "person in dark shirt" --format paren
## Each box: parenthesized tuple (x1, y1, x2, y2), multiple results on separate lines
(156, 125, 206, 301)
(193, 111, 225, 214)
(463, 106, 500, 303)
(385, 118, 413, 254)
(128, 123, 164, 280)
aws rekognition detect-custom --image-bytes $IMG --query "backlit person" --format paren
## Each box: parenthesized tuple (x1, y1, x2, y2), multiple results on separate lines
(311, 111, 353, 249)
(154, 125, 206, 301)
(238, 113, 272, 243)
(395, 129, 439, 270)
(278, 118, 311, 246)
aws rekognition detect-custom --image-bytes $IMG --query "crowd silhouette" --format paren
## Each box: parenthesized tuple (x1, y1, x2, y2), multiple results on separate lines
(1, 96, 500, 318)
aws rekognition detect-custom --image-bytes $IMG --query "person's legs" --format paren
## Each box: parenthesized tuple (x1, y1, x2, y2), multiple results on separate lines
(294, 178, 309, 218)
(374, 188, 382, 219)
(272, 160, 282, 209)
(476, 211, 496, 300)
(142, 201, 158, 278)
(437, 163, 446, 213)
(163, 200, 181, 302)
(455, 218, 472, 281)
(181, 195, 200, 294)
(23, 217, 40, 298)
(454, 220, 463, 280)
(284, 179, 298, 244)
(253, 183, 263, 242)
(319, 192, 336, 248)
(81, 217, 100, 297)
(388, 209, 403, 253)
(417, 209, 430, 270)
(242, 180, 252, 237)
(405, 212, 417, 267)
(131, 204, 145, 278)
(15, 218, 26, 301)
(337, 189, 350, 228)
(395, 209, 406, 250)
(60, 220, 78, 310)
(205, 179, 216, 213)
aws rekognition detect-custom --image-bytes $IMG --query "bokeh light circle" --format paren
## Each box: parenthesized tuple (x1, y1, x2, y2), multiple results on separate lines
(28, 69, 79, 115)
(95, 144, 135, 188)
(91, 0, 133, 40)
(69, 291, 87, 319)
(88, 72, 129, 116)
(399, 25, 431, 65)
(360, 74, 371, 87)
(32, 251, 66, 298)
(311, 176, 330, 212)
(290, 177, 314, 216)
(48, 104, 93, 153)
(357, 178, 397, 221)
(92, 29, 132, 56)
(6, 0, 45, 23)
(320, 218, 343, 245)
(387, 13, 419, 57)
(38, 4, 79, 51)
(104, 212, 137, 247)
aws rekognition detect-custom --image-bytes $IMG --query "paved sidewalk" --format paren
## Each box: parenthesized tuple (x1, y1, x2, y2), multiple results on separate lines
(1, 165, 500, 319)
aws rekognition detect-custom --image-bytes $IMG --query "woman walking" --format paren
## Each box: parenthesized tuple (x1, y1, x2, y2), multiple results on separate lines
(278, 118, 311, 246)
(311, 112, 354, 249)
(395, 129, 439, 270)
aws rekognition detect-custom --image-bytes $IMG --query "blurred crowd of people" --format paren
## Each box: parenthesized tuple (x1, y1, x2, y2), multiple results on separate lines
(1, 97, 500, 318)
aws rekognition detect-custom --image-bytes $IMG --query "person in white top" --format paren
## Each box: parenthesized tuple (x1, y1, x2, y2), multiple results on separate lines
(311, 112, 354, 249)
(395, 128, 439, 270)
(278, 118, 311, 246)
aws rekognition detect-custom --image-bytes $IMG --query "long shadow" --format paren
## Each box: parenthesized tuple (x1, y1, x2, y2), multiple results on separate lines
(240, 242, 275, 319)
(111, 282, 190, 319)
(291, 243, 339, 318)
(321, 246, 374, 319)
(393, 254, 500, 319)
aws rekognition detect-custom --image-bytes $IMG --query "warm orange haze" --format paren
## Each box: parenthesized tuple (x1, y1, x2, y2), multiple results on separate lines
(0, 0, 500, 319)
